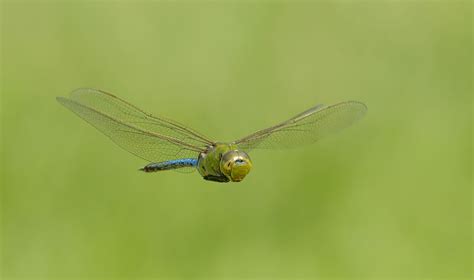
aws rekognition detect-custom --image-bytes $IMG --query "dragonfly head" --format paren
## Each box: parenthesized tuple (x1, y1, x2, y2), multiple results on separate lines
(220, 150, 252, 182)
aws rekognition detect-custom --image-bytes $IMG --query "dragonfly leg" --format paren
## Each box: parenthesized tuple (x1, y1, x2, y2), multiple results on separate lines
(203, 175, 230, 183)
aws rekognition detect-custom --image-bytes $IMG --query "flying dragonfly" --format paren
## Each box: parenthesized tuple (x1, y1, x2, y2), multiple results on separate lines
(57, 88, 367, 183)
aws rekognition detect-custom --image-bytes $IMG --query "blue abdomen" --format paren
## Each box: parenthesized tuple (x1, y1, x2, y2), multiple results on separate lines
(141, 158, 198, 172)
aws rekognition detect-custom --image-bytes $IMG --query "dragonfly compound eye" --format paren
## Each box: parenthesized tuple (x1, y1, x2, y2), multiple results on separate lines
(220, 150, 252, 182)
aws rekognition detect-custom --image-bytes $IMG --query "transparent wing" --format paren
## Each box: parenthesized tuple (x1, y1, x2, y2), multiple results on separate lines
(233, 101, 367, 151)
(57, 88, 213, 162)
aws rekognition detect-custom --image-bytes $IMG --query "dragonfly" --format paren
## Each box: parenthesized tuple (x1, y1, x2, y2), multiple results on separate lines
(57, 88, 367, 183)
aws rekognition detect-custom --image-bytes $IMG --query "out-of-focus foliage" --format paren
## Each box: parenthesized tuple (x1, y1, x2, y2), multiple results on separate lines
(1, 1, 471, 279)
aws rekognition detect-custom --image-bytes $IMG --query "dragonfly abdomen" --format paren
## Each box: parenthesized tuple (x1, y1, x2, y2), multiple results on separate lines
(140, 158, 197, 172)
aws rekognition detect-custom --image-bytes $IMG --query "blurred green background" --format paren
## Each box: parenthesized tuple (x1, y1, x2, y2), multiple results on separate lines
(1, 0, 471, 279)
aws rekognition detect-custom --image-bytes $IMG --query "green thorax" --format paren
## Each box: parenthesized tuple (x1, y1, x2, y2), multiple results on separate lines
(197, 143, 237, 177)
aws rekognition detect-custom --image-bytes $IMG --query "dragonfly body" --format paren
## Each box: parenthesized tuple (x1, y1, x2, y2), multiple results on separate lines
(140, 143, 252, 182)
(57, 88, 367, 183)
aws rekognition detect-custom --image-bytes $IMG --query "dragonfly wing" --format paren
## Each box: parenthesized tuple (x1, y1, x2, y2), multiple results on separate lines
(57, 88, 212, 162)
(233, 101, 367, 151)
